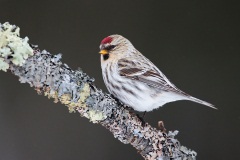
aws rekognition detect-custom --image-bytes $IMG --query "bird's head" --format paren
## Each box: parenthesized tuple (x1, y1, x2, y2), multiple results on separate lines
(99, 35, 135, 61)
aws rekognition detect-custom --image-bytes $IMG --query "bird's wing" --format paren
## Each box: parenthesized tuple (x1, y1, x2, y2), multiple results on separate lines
(117, 57, 187, 94)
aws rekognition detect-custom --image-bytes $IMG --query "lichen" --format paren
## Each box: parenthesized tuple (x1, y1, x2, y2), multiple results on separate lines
(59, 94, 77, 113)
(0, 57, 9, 72)
(42, 83, 91, 113)
(88, 109, 107, 123)
(0, 22, 33, 71)
(78, 83, 90, 108)
(43, 87, 59, 103)
(0, 47, 11, 57)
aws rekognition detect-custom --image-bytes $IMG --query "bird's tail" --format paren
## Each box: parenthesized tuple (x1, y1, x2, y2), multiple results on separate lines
(188, 96, 217, 110)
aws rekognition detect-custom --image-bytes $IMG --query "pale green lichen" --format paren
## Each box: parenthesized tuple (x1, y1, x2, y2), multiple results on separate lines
(0, 57, 9, 72)
(88, 109, 107, 123)
(0, 47, 11, 57)
(0, 22, 33, 71)
(9, 37, 33, 65)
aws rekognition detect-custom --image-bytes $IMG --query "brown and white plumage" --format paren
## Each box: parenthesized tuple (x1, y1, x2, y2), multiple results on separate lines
(99, 35, 216, 112)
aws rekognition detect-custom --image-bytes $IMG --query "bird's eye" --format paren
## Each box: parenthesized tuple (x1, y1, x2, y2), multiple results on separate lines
(105, 45, 116, 51)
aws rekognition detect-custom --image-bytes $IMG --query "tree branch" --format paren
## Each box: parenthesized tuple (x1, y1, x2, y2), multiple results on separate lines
(0, 22, 197, 160)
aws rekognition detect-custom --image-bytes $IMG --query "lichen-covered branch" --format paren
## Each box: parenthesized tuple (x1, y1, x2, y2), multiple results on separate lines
(0, 22, 197, 160)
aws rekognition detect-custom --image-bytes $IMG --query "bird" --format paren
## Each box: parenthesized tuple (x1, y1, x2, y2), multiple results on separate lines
(99, 34, 216, 112)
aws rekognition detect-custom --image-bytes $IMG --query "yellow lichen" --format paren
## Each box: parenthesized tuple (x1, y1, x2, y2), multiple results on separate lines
(60, 94, 71, 105)
(68, 102, 78, 113)
(44, 88, 59, 103)
(51, 91, 59, 103)
(78, 83, 90, 107)
(67, 83, 91, 113)
(41, 82, 102, 122)
(59, 94, 77, 113)
(58, 83, 90, 112)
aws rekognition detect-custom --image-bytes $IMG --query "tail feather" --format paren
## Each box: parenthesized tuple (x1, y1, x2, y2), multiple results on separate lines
(188, 96, 217, 110)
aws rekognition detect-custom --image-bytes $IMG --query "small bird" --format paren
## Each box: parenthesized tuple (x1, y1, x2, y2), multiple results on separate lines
(99, 35, 216, 112)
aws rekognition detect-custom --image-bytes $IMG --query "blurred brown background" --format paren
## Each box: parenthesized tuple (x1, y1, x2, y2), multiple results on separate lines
(0, 0, 239, 159)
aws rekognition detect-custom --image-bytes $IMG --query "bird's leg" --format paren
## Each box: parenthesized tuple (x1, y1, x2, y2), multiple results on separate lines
(142, 111, 146, 119)
(136, 111, 147, 127)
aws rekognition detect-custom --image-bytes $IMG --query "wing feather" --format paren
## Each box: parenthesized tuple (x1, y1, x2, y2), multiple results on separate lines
(118, 57, 187, 95)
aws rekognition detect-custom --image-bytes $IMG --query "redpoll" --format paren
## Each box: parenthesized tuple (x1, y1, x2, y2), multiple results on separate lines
(99, 35, 216, 112)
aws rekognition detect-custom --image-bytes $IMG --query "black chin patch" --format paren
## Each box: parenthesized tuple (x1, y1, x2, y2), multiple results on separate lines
(103, 54, 109, 60)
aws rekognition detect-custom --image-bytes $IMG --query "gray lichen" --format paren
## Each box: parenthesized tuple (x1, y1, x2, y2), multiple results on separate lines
(0, 22, 197, 160)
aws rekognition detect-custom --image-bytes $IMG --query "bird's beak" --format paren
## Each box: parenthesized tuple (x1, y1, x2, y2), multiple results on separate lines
(99, 49, 108, 55)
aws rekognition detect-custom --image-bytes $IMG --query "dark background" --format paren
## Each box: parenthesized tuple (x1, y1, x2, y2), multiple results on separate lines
(0, 0, 239, 159)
